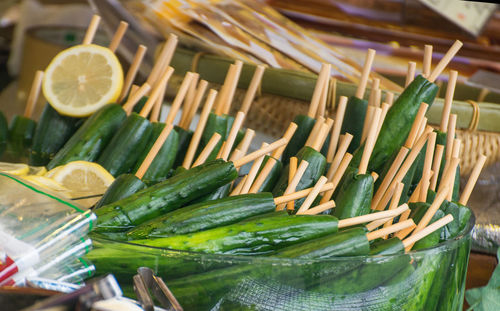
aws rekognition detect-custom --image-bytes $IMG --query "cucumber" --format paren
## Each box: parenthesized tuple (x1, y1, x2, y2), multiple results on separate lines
(173, 125, 193, 168)
(95, 159, 238, 232)
(97, 113, 153, 177)
(47, 104, 127, 170)
(29, 104, 81, 166)
(133, 214, 340, 255)
(8, 115, 36, 157)
(369, 237, 404, 255)
(192, 183, 231, 204)
(256, 156, 283, 193)
(94, 174, 147, 209)
(132, 122, 179, 184)
(126, 193, 276, 239)
(352, 75, 439, 173)
(281, 115, 316, 164)
(409, 202, 446, 250)
(199, 113, 229, 161)
(333, 173, 373, 219)
(0, 111, 7, 158)
(341, 96, 368, 153)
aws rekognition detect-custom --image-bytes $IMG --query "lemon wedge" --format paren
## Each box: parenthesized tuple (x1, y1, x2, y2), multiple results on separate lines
(51, 161, 114, 194)
(28, 166, 47, 176)
(22, 175, 70, 193)
(0, 162, 29, 176)
(43, 44, 123, 117)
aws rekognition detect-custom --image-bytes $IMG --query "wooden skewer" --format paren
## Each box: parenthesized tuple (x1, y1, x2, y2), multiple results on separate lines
(220, 111, 246, 160)
(296, 176, 328, 214)
(327, 133, 353, 180)
(440, 70, 458, 132)
(366, 218, 392, 232)
(373, 89, 382, 108)
(164, 72, 196, 125)
(459, 154, 487, 205)
(310, 121, 331, 152)
(234, 128, 256, 157)
(405, 62, 416, 87)
(271, 122, 298, 159)
(129, 85, 139, 97)
(192, 133, 222, 167)
(150, 75, 168, 122)
(404, 103, 429, 148)
(241, 143, 269, 194)
(139, 68, 174, 118)
(423, 45, 433, 78)
(108, 21, 128, 52)
(358, 107, 382, 175)
(412, 186, 450, 238)
(403, 215, 453, 251)
(305, 116, 325, 147)
(308, 63, 331, 118)
(409, 171, 433, 203)
(123, 83, 151, 115)
(445, 114, 457, 163)
(416, 119, 429, 141)
(276, 160, 309, 211)
(24, 70, 44, 119)
(240, 65, 266, 115)
(371, 172, 379, 183)
(317, 74, 329, 118)
(327, 96, 348, 162)
(228, 149, 244, 162)
(385, 92, 394, 106)
(437, 157, 460, 196)
(82, 15, 100, 45)
(147, 34, 178, 86)
(382, 182, 405, 231)
(274, 183, 333, 205)
(320, 153, 353, 204)
(428, 40, 463, 83)
(222, 61, 243, 115)
(430, 144, 445, 191)
(182, 80, 208, 129)
(394, 215, 414, 240)
(286, 157, 298, 211)
(361, 106, 375, 144)
(355, 49, 376, 99)
(368, 78, 380, 107)
(135, 123, 174, 179)
(339, 204, 409, 228)
(371, 147, 409, 209)
(230, 176, 248, 196)
(446, 139, 461, 201)
(420, 131, 437, 201)
(299, 200, 335, 215)
(367, 219, 415, 241)
(214, 64, 236, 115)
(375, 102, 390, 139)
(233, 138, 288, 168)
(179, 74, 200, 128)
(216, 142, 226, 159)
(119, 45, 147, 103)
(182, 89, 217, 169)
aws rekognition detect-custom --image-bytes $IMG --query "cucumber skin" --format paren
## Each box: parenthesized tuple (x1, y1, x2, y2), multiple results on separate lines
(134, 214, 339, 255)
(95, 159, 238, 232)
(199, 113, 228, 161)
(173, 126, 193, 168)
(126, 193, 276, 239)
(47, 104, 127, 170)
(133, 122, 179, 184)
(97, 113, 153, 177)
(8, 115, 37, 156)
(0, 111, 7, 157)
(341, 96, 368, 153)
(94, 174, 146, 209)
(29, 104, 80, 166)
(281, 115, 316, 165)
(369, 237, 404, 256)
(333, 173, 374, 219)
(192, 183, 231, 204)
(353, 75, 439, 173)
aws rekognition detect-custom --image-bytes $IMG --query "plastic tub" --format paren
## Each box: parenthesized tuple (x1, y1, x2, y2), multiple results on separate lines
(89, 214, 474, 311)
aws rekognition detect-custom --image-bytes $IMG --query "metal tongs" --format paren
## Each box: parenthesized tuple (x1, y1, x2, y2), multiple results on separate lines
(133, 267, 183, 311)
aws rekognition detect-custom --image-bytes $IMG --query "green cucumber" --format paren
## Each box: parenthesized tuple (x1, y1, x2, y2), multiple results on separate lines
(281, 114, 316, 164)
(409, 202, 446, 250)
(97, 113, 153, 177)
(47, 104, 127, 169)
(132, 122, 179, 184)
(256, 156, 283, 193)
(132, 96, 148, 114)
(95, 159, 238, 232)
(369, 237, 404, 255)
(353, 75, 439, 173)
(134, 214, 339, 255)
(126, 193, 276, 239)
(333, 173, 373, 219)
(341, 96, 368, 153)
(94, 174, 147, 209)
(173, 125, 193, 168)
(199, 113, 229, 161)
(0, 111, 7, 157)
(29, 104, 81, 166)
(8, 115, 36, 156)
(192, 183, 231, 203)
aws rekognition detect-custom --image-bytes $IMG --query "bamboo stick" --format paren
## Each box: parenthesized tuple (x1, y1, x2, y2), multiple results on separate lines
(375, 102, 390, 139)
(320, 153, 353, 204)
(446, 139, 461, 201)
(182, 89, 217, 169)
(311, 122, 331, 152)
(182, 80, 208, 129)
(445, 114, 457, 162)
(403, 215, 453, 251)
(423, 45, 433, 78)
(317, 74, 329, 118)
(437, 157, 460, 195)
(327, 96, 348, 161)
(123, 83, 151, 115)
(308, 63, 331, 118)
(230, 176, 248, 196)
(296, 176, 328, 214)
(222, 60, 243, 115)
(459, 154, 487, 205)
(108, 21, 128, 52)
(249, 157, 276, 194)
(214, 64, 236, 115)
(428, 40, 463, 83)
(394, 216, 414, 240)
(24, 71, 44, 119)
(147, 34, 178, 86)
(271, 122, 298, 158)
(135, 123, 174, 179)
(220, 111, 245, 160)
(366, 218, 391, 232)
(386, 92, 394, 106)
(119, 45, 147, 103)
(358, 107, 382, 175)
(404, 103, 428, 148)
(276, 160, 309, 211)
(420, 131, 437, 201)
(355, 49, 376, 99)
(412, 186, 450, 237)
(340, 204, 409, 228)
(361, 105, 375, 144)
(299, 200, 335, 215)
(286, 157, 298, 212)
(274, 183, 333, 205)
(327, 134, 353, 180)
(367, 219, 415, 241)
(405, 62, 416, 87)
(179, 74, 200, 127)
(164, 72, 196, 125)
(368, 78, 380, 107)
(233, 138, 288, 168)
(241, 143, 268, 194)
(305, 116, 325, 147)
(82, 15, 100, 45)
(430, 145, 444, 191)
(240, 65, 266, 115)
(234, 129, 256, 157)
(440, 70, 458, 132)
(382, 182, 405, 231)
(192, 133, 222, 167)
(139, 68, 174, 118)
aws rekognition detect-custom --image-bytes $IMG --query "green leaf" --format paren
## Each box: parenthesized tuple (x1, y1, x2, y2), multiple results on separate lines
(466, 247, 500, 310)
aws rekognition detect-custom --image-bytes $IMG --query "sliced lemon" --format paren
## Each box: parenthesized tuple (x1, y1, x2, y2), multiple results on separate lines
(45, 165, 64, 178)
(28, 166, 48, 176)
(22, 175, 70, 193)
(51, 161, 114, 194)
(43, 44, 123, 117)
(0, 162, 29, 176)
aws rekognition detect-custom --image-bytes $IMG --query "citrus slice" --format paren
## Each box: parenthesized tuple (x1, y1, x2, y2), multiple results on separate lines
(43, 44, 123, 117)
(45, 165, 64, 178)
(51, 161, 114, 194)
(28, 166, 47, 176)
(0, 162, 29, 176)
(22, 175, 70, 193)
